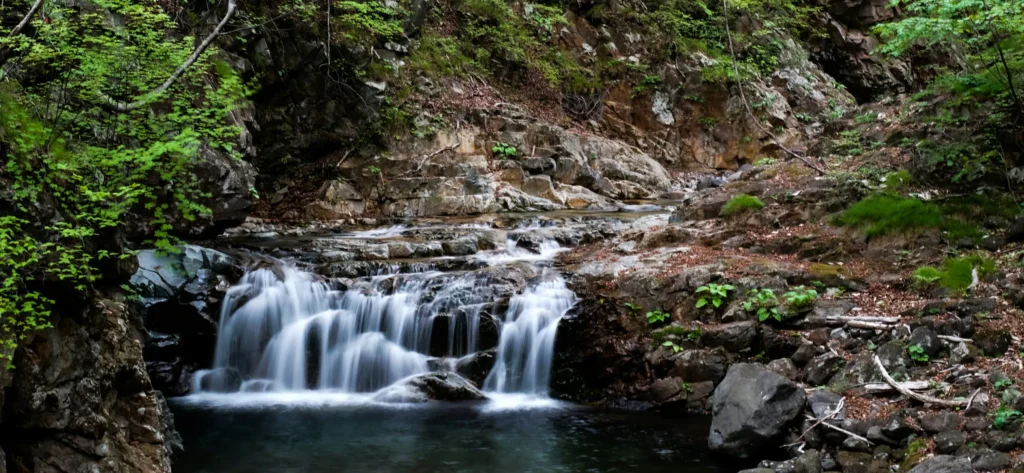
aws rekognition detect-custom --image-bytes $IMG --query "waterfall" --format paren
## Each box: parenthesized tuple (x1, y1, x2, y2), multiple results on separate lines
(483, 277, 576, 394)
(192, 236, 576, 399)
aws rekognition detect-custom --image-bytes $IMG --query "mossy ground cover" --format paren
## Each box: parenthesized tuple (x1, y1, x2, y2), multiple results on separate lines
(838, 193, 1021, 241)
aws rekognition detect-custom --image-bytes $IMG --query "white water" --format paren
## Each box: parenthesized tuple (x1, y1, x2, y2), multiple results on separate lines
(193, 237, 577, 402)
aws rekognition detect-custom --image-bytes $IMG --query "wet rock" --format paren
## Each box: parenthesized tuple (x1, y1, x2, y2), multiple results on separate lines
(985, 431, 1018, 452)
(1007, 216, 1024, 244)
(708, 364, 807, 458)
(650, 377, 685, 403)
(792, 343, 821, 366)
(763, 328, 804, 359)
(919, 411, 961, 434)
(808, 389, 845, 419)
(805, 353, 846, 386)
(905, 455, 972, 473)
(841, 436, 872, 452)
(880, 416, 918, 443)
(455, 350, 496, 387)
(837, 451, 881, 473)
(908, 327, 942, 358)
(794, 449, 822, 473)
(195, 368, 243, 393)
(701, 322, 759, 353)
(974, 330, 1012, 356)
(934, 431, 966, 454)
(767, 358, 800, 381)
(971, 449, 1011, 471)
(373, 372, 486, 402)
(669, 348, 729, 384)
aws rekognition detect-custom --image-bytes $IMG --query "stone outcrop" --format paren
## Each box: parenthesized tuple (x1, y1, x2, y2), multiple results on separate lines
(1, 296, 176, 473)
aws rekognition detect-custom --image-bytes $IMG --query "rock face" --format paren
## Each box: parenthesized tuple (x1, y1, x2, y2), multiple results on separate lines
(2, 297, 176, 473)
(130, 245, 243, 396)
(708, 363, 807, 458)
(906, 455, 973, 473)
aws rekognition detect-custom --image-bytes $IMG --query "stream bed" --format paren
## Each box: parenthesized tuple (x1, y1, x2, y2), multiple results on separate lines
(170, 400, 730, 473)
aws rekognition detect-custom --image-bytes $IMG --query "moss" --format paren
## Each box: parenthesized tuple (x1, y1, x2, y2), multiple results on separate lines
(883, 169, 913, 192)
(722, 194, 766, 217)
(839, 195, 944, 237)
(809, 263, 851, 279)
(913, 255, 997, 293)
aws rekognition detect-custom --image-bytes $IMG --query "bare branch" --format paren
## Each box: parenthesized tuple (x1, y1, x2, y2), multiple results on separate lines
(98, 0, 236, 112)
(9, 0, 45, 37)
(873, 355, 967, 407)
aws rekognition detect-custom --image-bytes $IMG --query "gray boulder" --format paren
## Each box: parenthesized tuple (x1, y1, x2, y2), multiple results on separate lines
(373, 372, 486, 403)
(708, 363, 807, 458)
(906, 456, 972, 473)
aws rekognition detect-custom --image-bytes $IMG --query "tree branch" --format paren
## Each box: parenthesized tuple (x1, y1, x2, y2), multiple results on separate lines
(9, 0, 45, 37)
(872, 355, 967, 407)
(720, 0, 826, 175)
(97, 0, 236, 112)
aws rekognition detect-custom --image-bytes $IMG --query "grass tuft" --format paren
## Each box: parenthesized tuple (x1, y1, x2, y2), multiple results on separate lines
(838, 195, 943, 237)
(722, 194, 766, 217)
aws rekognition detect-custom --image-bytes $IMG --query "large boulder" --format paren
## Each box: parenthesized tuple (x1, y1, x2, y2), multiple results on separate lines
(906, 455, 972, 473)
(708, 363, 807, 458)
(372, 372, 486, 403)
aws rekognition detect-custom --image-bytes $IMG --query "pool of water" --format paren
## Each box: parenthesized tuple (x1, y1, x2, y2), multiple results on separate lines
(170, 398, 730, 473)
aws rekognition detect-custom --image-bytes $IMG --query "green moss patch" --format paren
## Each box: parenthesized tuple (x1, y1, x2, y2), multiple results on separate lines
(722, 194, 766, 217)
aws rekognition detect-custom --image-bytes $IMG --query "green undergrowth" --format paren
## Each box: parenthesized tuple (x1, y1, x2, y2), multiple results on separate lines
(838, 193, 1021, 240)
(652, 325, 702, 344)
(722, 194, 766, 217)
(914, 254, 997, 293)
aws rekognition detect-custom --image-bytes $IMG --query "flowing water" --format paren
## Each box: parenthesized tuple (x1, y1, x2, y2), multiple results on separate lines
(176, 211, 733, 472)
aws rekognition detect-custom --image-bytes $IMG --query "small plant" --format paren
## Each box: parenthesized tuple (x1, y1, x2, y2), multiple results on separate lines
(794, 112, 813, 123)
(681, 382, 694, 393)
(492, 142, 518, 159)
(743, 288, 781, 322)
(624, 302, 642, 312)
(782, 286, 818, 312)
(721, 194, 766, 217)
(994, 379, 1013, 390)
(883, 170, 913, 192)
(695, 283, 735, 309)
(912, 266, 942, 287)
(993, 407, 1022, 430)
(662, 340, 682, 353)
(854, 111, 876, 124)
(368, 165, 382, 174)
(646, 310, 670, 324)
(753, 157, 777, 166)
(908, 344, 930, 363)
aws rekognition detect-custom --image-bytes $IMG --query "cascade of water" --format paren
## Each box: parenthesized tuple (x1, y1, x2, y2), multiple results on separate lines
(483, 276, 577, 394)
(194, 234, 577, 399)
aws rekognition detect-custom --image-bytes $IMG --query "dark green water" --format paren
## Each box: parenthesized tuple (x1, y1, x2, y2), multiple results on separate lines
(170, 399, 730, 473)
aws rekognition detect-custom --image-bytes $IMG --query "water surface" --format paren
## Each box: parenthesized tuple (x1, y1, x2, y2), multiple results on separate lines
(170, 400, 729, 473)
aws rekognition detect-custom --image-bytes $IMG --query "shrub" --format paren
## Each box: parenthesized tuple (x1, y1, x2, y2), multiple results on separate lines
(722, 194, 765, 217)
(492, 142, 518, 159)
(912, 255, 997, 293)
(908, 344, 929, 363)
(646, 310, 670, 324)
(695, 283, 734, 309)
(883, 170, 913, 192)
(742, 288, 781, 322)
(838, 195, 943, 237)
(912, 266, 942, 287)
(782, 286, 818, 312)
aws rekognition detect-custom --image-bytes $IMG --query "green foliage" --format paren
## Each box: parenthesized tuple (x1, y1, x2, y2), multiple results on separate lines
(854, 112, 877, 124)
(782, 286, 818, 312)
(0, 0, 247, 366)
(993, 407, 1022, 430)
(492, 142, 518, 159)
(368, 166, 382, 174)
(913, 255, 996, 293)
(624, 302, 643, 312)
(994, 379, 1014, 390)
(908, 344, 930, 363)
(883, 170, 913, 192)
(646, 309, 671, 324)
(742, 288, 781, 322)
(912, 266, 943, 287)
(721, 194, 766, 217)
(696, 283, 734, 309)
(838, 195, 944, 237)
(662, 340, 683, 353)
(754, 157, 777, 166)
(652, 325, 702, 343)
(333, 0, 407, 47)
(632, 75, 663, 97)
